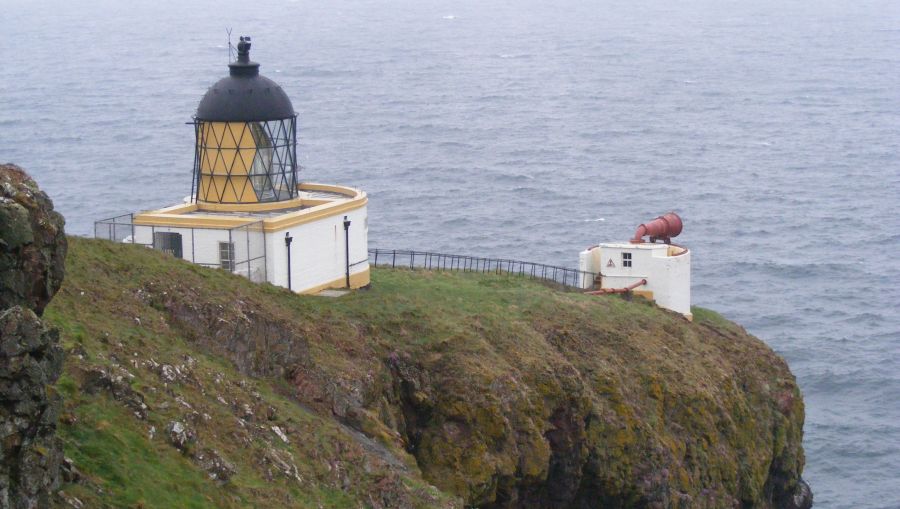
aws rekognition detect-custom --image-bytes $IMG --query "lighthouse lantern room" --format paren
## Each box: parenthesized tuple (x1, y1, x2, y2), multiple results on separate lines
(95, 36, 370, 293)
(193, 36, 298, 204)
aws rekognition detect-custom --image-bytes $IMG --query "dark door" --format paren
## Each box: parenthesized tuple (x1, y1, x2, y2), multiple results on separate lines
(153, 232, 183, 259)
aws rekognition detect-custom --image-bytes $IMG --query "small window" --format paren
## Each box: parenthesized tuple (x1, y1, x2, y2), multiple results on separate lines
(219, 242, 235, 271)
(622, 252, 632, 268)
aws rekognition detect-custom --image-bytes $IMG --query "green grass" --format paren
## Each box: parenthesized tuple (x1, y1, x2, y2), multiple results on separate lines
(46, 238, 461, 508)
(44, 237, 805, 508)
(60, 398, 233, 508)
(691, 305, 746, 334)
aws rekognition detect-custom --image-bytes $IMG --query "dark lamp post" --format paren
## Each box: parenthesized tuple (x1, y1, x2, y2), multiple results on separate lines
(343, 216, 351, 288)
(285, 232, 293, 290)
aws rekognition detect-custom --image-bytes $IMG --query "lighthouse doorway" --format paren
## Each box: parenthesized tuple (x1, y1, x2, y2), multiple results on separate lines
(153, 232, 183, 259)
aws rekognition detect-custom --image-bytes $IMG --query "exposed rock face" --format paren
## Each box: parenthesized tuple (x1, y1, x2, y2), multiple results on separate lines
(81, 366, 148, 420)
(140, 267, 812, 509)
(165, 420, 198, 453)
(0, 164, 66, 509)
(0, 165, 67, 315)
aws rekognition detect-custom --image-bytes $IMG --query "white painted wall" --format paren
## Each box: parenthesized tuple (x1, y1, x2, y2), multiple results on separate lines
(579, 243, 691, 317)
(132, 225, 231, 267)
(266, 204, 370, 292)
(131, 204, 369, 293)
(578, 250, 593, 289)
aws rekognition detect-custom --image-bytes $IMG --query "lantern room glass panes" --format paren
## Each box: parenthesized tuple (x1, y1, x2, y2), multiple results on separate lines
(194, 117, 297, 204)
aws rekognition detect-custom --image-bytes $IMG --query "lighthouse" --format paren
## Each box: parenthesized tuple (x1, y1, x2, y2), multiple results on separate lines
(96, 36, 370, 293)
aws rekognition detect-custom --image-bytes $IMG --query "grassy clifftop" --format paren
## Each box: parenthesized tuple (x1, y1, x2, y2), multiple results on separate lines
(47, 237, 807, 508)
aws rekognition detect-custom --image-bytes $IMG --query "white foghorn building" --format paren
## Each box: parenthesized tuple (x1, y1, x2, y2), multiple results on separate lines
(96, 36, 370, 293)
(579, 213, 691, 320)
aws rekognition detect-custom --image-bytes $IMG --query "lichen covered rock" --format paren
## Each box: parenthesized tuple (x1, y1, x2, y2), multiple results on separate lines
(0, 164, 66, 509)
(0, 307, 65, 509)
(0, 164, 67, 315)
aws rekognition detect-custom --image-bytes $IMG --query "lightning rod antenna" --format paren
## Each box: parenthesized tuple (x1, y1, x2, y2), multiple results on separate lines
(226, 28, 234, 63)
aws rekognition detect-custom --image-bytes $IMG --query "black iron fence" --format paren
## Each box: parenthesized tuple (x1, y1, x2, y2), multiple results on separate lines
(93, 215, 594, 291)
(368, 249, 595, 290)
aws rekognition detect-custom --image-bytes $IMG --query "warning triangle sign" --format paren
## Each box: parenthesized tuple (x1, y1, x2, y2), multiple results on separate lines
(607, 259, 616, 268)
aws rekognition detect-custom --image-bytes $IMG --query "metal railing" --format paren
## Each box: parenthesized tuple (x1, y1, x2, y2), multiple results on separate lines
(368, 249, 596, 290)
(229, 220, 267, 283)
(94, 213, 138, 244)
(94, 214, 267, 283)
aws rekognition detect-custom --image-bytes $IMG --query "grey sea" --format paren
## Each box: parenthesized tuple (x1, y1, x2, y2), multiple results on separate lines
(3, 0, 899, 506)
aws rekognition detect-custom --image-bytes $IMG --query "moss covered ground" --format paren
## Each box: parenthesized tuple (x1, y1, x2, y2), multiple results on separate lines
(47, 237, 806, 508)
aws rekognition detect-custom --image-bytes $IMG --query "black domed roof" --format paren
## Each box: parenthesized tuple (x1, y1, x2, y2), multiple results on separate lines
(196, 37, 295, 122)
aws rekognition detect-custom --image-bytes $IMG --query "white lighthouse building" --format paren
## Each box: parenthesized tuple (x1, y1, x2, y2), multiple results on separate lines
(579, 213, 691, 319)
(96, 36, 370, 293)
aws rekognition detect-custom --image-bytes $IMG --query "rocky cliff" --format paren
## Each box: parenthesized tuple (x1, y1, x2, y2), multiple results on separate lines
(45, 235, 811, 508)
(0, 165, 67, 509)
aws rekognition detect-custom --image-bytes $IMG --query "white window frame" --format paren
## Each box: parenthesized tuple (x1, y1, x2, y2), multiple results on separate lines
(219, 241, 235, 271)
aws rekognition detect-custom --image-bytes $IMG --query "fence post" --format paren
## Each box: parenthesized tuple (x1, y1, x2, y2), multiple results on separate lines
(245, 226, 251, 275)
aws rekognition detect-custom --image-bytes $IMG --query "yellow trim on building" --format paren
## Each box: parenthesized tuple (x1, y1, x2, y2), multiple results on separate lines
(197, 197, 305, 213)
(667, 245, 688, 256)
(146, 203, 199, 215)
(133, 185, 368, 232)
(299, 182, 360, 197)
(133, 214, 250, 229)
(300, 267, 371, 295)
(263, 197, 367, 231)
(632, 289, 692, 321)
(194, 183, 361, 212)
(632, 289, 655, 301)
